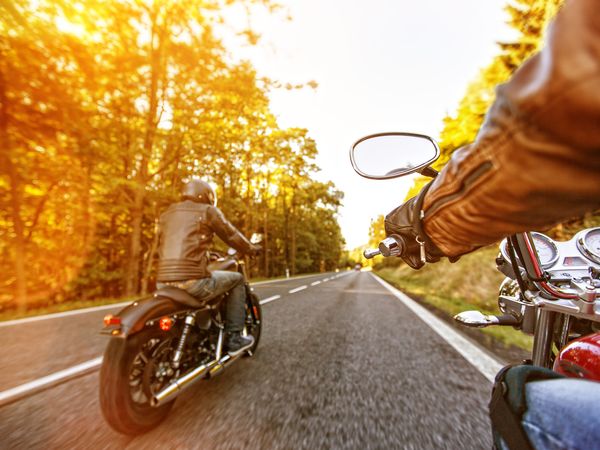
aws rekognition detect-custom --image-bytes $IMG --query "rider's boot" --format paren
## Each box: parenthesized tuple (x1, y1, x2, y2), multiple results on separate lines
(226, 332, 254, 356)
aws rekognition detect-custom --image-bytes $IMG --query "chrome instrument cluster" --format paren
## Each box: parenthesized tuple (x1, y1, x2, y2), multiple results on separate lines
(500, 232, 559, 269)
(500, 227, 600, 274)
(577, 228, 600, 265)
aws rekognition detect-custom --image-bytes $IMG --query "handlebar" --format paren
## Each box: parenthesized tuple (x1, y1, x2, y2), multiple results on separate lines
(363, 235, 407, 259)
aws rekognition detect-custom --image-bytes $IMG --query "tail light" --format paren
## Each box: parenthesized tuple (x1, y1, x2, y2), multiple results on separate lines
(159, 316, 173, 331)
(103, 314, 121, 327)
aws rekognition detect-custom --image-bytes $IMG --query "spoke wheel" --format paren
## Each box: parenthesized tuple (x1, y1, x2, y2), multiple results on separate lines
(100, 328, 176, 435)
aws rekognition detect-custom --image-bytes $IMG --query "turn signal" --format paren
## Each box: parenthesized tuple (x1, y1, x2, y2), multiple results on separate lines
(103, 314, 121, 327)
(159, 317, 173, 331)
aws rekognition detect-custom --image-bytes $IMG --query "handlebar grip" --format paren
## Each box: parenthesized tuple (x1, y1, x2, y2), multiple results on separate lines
(363, 248, 381, 259)
(378, 235, 406, 257)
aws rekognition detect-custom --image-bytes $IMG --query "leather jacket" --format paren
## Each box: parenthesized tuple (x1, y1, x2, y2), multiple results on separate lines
(157, 200, 255, 282)
(422, 0, 600, 257)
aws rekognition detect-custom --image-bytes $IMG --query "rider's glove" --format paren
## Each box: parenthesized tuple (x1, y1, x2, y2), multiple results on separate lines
(384, 184, 453, 270)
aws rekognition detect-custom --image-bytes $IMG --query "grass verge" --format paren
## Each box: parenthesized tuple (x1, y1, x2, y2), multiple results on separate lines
(375, 246, 533, 354)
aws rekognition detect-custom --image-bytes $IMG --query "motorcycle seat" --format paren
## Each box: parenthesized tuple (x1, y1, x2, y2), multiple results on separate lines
(154, 287, 203, 308)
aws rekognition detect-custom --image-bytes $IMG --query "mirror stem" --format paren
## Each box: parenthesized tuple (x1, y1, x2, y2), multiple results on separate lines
(418, 166, 439, 178)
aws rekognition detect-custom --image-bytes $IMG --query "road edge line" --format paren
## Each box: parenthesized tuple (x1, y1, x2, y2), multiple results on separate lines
(0, 357, 103, 408)
(370, 273, 502, 383)
(0, 302, 132, 328)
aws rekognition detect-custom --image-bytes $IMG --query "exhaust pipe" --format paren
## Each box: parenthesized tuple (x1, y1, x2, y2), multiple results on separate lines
(151, 352, 245, 407)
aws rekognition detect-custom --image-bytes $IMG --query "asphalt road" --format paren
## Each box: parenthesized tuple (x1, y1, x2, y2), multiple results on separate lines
(1, 271, 498, 449)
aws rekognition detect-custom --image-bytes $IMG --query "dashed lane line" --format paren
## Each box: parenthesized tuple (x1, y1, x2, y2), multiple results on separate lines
(288, 285, 308, 294)
(259, 295, 281, 305)
(0, 273, 344, 328)
(310, 281, 321, 286)
(0, 272, 355, 406)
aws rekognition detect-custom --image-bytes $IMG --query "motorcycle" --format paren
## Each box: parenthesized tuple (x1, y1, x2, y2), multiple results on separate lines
(99, 248, 262, 435)
(350, 132, 600, 379)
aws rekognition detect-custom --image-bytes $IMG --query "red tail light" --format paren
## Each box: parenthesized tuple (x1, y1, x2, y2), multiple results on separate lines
(103, 314, 121, 327)
(159, 317, 173, 331)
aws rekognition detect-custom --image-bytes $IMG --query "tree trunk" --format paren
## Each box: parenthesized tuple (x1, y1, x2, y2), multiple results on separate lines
(290, 190, 297, 276)
(0, 62, 27, 311)
(7, 159, 27, 312)
(263, 208, 269, 278)
(141, 211, 159, 295)
(126, 184, 145, 296)
(282, 193, 290, 276)
(125, 17, 162, 296)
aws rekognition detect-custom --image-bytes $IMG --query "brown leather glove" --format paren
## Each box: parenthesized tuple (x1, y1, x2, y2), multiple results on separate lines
(384, 185, 448, 270)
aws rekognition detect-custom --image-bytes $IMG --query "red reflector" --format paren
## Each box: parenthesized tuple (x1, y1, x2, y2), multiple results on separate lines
(253, 306, 259, 317)
(103, 314, 121, 327)
(159, 317, 173, 331)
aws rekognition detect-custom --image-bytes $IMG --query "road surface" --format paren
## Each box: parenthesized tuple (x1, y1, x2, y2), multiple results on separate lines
(0, 271, 502, 449)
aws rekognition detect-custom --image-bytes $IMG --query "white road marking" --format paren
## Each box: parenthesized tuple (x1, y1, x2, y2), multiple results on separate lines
(310, 281, 321, 286)
(322, 278, 330, 282)
(371, 274, 502, 383)
(0, 289, 291, 406)
(0, 273, 338, 328)
(0, 302, 131, 328)
(251, 273, 324, 286)
(259, 295, 281, 305)
(0, 357, 103, 407)
(289, 285, 308, 294)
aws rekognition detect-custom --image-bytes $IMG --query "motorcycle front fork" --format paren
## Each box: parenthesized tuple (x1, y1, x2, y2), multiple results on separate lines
(531, 309, 557, 368)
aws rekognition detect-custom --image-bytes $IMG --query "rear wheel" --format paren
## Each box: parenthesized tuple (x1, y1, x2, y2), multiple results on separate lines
(243, 291, 262, 356)
(99, 328, 176, 435)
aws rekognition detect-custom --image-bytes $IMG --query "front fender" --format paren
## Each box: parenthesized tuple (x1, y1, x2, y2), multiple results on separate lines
(102, 296, 192, 338)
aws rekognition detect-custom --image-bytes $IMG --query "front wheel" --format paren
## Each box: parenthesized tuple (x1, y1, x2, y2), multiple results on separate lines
(243, 291, 262, 356)
(99, 328, 176, 435)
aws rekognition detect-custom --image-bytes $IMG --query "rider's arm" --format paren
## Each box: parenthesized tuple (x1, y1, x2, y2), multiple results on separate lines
(421, 0, 600, 257)
(207, 206, 257, 255)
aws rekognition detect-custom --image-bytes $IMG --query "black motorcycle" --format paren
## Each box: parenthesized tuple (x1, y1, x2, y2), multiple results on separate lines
(99, 249, 262, 435)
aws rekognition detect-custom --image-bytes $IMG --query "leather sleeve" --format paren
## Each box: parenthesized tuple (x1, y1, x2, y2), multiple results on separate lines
(207, 206, 255, 255)
(422, 0, 600, 257)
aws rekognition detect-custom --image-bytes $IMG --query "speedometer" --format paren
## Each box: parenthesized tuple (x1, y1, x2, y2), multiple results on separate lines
(577, 228, 600, 264)
(500, 232, 559, 269)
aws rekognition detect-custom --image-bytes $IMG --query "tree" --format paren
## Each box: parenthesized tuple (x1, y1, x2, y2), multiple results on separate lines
(405, 0, 563, 201)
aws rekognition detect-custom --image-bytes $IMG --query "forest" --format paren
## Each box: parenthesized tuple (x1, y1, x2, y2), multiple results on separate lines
(0, 0, 345, 314)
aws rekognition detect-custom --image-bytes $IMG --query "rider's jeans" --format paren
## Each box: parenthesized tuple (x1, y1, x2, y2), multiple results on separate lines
(516, 379, 600, 450)
(157, 270, 246, 333)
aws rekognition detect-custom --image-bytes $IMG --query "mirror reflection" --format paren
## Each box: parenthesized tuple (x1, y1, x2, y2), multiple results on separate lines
(351, 133, 438, 179)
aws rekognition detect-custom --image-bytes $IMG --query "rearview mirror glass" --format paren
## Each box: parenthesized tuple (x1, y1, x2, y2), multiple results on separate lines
(350, 132, 439, 179)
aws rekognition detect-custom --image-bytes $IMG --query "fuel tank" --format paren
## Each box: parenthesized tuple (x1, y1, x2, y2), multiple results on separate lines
(553, 332, 600, 381)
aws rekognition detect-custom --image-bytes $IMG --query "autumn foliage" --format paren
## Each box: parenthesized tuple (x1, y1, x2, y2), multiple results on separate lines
(0, 0, 344, 312)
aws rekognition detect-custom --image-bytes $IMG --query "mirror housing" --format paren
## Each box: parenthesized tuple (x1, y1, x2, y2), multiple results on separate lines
(350, 132, 440, 180)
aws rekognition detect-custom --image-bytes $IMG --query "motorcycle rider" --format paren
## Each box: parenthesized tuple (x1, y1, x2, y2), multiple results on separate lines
(156, 178, 261, 356)
(382, 0, 599, 448)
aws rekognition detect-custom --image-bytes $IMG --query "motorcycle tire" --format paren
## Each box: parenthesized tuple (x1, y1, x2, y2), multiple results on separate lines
(244, 292, 262, 356)
(99, 328, 175, 435)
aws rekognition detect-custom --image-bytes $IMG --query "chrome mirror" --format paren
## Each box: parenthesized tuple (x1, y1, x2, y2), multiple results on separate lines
(350, 132, 439, 179)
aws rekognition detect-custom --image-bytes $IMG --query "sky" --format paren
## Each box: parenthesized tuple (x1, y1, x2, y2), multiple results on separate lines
(226, 0, 516, 249)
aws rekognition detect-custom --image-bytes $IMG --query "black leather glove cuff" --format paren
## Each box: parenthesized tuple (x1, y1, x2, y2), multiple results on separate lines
(384, 182, 448, 269)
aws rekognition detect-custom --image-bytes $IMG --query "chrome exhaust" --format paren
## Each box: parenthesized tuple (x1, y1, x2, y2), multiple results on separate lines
(150, 352, 246, 407)
(151, 360, 216, 407)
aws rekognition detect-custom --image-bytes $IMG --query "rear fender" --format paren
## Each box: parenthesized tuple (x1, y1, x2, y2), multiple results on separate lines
(102, 296, 191, 338)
